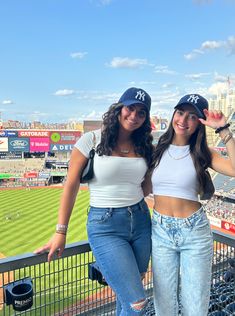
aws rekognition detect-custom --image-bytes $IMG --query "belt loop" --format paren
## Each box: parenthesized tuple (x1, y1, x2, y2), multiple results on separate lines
(108, 207, 113, 216)
(158, 214, 162, 224)
(185, 218, 191, 227)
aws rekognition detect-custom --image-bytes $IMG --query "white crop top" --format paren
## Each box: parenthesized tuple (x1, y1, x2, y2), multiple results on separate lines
(74, 129, 148, 207)
(151, 144, 199, 202)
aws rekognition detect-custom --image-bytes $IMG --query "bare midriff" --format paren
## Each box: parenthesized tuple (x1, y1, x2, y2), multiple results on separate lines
(153, 195, 201, 218)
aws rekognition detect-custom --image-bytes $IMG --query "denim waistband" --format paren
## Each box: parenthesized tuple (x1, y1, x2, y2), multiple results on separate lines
(90, 198, 146, 212)
(153, 206, 204, 227)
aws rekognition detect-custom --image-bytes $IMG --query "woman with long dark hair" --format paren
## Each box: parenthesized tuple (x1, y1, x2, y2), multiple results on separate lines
(151, 94, 235, 316)
(35, 87, 154, 315)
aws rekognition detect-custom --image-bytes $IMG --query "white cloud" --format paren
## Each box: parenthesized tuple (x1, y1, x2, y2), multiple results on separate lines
(184, 35, 235, 60)
(154, 65, 177, 75)
(54, 89, 75, 96)
(214, 72, 228, 82)
(201, 40, 224, 50)
(86, 110, 96, 118)
(161, 83, 175, 89)
(81, 110, 103, 120)
(208, 82, 228, 95)
(184, 49, 204, 60)
(70, 52, 87, 59)
(2, 100, 13, 105)
(107, 57, 148, 68)
(185, 72, 210, 80)
(30, 111, 48, 119)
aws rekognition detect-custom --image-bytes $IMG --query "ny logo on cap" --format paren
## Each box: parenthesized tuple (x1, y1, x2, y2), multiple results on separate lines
(187, 94, 200, 104)
(135, 90, 145, 102)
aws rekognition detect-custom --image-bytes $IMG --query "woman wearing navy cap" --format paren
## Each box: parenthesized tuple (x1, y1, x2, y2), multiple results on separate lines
(151, 94, 235, 315)
(35, 87, 154, 315)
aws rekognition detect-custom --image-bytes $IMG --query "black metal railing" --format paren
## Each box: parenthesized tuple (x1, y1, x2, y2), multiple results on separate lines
(0, 231, 234, 316)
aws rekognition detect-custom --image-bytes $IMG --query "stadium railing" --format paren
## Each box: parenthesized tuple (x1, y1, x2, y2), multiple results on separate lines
(0, 231, 234, 316)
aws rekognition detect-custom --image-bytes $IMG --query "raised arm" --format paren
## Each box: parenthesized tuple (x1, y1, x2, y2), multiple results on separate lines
(199, 109, 235, 177)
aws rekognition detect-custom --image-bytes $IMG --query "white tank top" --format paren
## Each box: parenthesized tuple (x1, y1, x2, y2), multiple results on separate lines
(151, 144, 199, 201)
(74, 129, 148, 207)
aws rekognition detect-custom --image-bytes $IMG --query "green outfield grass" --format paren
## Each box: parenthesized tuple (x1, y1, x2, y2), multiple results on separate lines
(0, 187, 105, 316)
(0, 187, 90, 257)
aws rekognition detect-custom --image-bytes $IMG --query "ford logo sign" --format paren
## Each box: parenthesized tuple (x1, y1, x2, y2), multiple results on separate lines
(10, 140, 28, 147)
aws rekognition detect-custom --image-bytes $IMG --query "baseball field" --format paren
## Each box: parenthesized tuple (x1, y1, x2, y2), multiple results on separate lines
(0, 187, 90, 258)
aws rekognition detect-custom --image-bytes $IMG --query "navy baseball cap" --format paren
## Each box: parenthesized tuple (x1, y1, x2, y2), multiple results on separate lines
(118, 87, 151, 112)
(174, 94, 208, 119)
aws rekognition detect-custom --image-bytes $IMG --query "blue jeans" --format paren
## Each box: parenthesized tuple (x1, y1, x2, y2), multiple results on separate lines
(152, 207, 213, 316)
(87, 199, 151, 316)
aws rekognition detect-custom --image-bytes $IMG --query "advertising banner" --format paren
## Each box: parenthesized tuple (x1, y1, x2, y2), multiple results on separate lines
(0, 173, 15, 179)
(0, 152, 22, 159)
(19, 130, 50, 137)
(8, 137, 30, 152)
(214, 147, 226, 152)
(24, 172, 38, 178)
(0, 130, 18, 137)
(50, 171, 67, 176)
(50, 144, 74, 152)
(38, 172, 51, 179)
(207, 215, 221, 228)
(50, 131, 81, 144)
(0, 137, 8, 152)
(221, 220, 235, 234)
(30, 137, 50, 152)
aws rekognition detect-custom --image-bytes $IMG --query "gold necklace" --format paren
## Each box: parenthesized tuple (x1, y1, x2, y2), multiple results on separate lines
(167, 148, 190, 160)
(120, 149, 130, 154)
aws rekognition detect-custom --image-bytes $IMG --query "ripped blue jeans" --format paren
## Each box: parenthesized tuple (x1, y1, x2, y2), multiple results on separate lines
(87, 199, 151, 315)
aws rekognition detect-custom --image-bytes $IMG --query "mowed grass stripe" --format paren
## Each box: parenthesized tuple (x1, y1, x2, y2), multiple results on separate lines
(1, 191, 89, 252)
(0, 188, 90, 257)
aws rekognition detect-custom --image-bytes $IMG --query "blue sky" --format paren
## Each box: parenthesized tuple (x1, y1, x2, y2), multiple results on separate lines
(0, 0, 235, 123)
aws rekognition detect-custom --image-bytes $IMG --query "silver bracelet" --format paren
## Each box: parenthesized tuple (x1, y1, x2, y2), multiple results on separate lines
(56, 224, 68, 233)
(221, 131, 233, 145)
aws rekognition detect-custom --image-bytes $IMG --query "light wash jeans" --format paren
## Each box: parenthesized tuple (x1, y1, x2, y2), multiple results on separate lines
(152, 207, 213, 316)
(87, 199, 151, 316)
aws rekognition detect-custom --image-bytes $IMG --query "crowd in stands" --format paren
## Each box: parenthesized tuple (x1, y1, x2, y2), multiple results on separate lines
(0, 158, 45, 174)
(0, 157, 69, 188)
(203, 195, 235, 224)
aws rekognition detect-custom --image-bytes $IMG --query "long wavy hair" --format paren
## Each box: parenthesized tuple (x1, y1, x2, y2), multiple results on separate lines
(152, 110, 212, 193)
(96, 103, 154, 168)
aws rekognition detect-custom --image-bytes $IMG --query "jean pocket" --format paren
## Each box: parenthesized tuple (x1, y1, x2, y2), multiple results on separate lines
(87, 208, 113, 224)
(194, 215, 210, 231)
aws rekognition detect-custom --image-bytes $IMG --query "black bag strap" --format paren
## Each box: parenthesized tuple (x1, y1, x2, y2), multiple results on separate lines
(88, 132, 96, 159)
(91, 131, 96, 149)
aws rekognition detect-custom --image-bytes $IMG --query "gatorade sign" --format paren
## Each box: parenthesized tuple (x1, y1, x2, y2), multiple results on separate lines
(19, 130, 49, 137)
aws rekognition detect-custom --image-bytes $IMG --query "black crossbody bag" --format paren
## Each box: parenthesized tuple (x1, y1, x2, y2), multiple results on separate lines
(80, 132, 96, 183)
